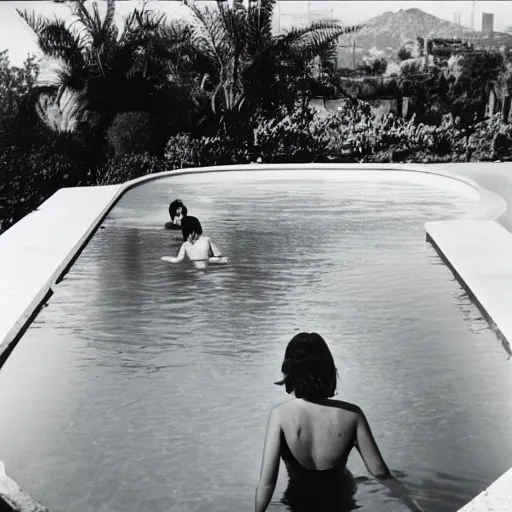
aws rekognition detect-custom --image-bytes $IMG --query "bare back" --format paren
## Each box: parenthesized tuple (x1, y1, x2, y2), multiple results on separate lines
(278, 398, 359, 471)
(183, 236, 213, 261)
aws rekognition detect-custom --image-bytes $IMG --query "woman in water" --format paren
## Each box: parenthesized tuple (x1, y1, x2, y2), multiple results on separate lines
(255, 332, 425, 512)
(165, 199, 187, 230)
(164, 216, 227, 269)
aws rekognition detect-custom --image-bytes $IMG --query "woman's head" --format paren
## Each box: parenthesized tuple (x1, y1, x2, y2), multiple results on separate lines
(276, 332, 337, 400)
(181, 215, 203, 242)
(169, 199, 187, 222)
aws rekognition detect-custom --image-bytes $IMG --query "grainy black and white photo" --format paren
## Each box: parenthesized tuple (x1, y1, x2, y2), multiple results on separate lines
(1, 1, 512, 511)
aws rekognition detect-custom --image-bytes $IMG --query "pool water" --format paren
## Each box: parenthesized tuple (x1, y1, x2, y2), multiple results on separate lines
(0, 171, 511, 512)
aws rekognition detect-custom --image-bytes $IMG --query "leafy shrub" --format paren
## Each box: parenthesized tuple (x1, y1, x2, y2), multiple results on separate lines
(96, 152, 166, 185)
(0, 144, 87, 232)
(0, 51, 102, 232)
(0, 50, 38, 115)
(398, 51, 506, 127)
(168, 102, 512, 166)
(165, 133, 254, 168)
(309, 102, 467, 163)
(0, 50, 42, 151)
(164, 106, 324, 168)
(464, 114, 512, 162)
(164, 134, 201, 168)
(445, 51, 504, 126)
(106, 111, 159, 158)
(253, 107, 321, 163)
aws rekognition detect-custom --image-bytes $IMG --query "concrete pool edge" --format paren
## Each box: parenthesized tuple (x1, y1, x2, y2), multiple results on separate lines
(0, 163, 511, 512)
(422, 165, 512, 512)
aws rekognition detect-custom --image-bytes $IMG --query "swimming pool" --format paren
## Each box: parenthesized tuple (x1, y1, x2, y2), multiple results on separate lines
(0, 170, 511, 512)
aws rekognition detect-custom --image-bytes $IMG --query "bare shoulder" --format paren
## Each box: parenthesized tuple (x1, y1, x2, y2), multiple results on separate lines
(270, 398, 296, 416)
(320, 399, 364, 419)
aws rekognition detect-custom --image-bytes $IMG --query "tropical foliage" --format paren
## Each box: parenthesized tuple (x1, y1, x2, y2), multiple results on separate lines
(2, 1, 512, 233)
(170, 0, 360, 136)
(95, 151, 164, 185)
(17, 0, 360, 141)
(18, 0, 197, 151)
(0, 50, 41, 150)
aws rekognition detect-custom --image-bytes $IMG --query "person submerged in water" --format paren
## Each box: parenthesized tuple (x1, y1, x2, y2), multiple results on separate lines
(165, 199, 187, 230)
(165, 216, 227, 269)
(255, 332, 426, 512)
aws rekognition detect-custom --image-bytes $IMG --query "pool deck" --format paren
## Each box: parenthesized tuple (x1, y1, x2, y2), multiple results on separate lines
(0, 185, 121, 365)
(0, 163, 512, 511)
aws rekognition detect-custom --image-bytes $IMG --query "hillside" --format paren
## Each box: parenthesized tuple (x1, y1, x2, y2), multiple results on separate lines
(336, 8, 500, 67)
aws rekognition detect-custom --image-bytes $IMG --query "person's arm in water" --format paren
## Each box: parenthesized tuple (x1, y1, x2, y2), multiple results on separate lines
(166, 242, 187, 263)
(255, 408, 281, 512)
(356, 411, 426, 512)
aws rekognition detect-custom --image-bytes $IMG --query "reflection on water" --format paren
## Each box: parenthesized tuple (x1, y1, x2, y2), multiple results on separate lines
(0, 173, 511, 512)
(455, 288, 512, 361)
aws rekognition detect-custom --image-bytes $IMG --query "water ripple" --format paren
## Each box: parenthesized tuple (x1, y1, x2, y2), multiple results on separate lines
(0, 176, 511, 512)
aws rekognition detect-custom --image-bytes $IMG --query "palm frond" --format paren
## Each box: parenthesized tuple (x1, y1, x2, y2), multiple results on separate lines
(277, 23, 361, 68)
(277, 21, 360, 48)
(36, 88, 86, 133)
(37, 57, 70, 88)
(246, 0, 275, 53)
(185, 2, 230, 70)
(70, 0, 118, 50)
(123, 2, 167, 40)
(17, 9, 50, 35)
(216, 0, 246, 97)
(19, 9, 86, 73)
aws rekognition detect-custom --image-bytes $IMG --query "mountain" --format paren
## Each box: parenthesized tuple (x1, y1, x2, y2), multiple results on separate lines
(336, 8, 499, 67)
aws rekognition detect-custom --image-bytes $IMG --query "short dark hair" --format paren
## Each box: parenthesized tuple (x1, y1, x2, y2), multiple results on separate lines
(276, 333, 337, 400)
(169, 199, 187, 221)
(181, 216, 203, 241)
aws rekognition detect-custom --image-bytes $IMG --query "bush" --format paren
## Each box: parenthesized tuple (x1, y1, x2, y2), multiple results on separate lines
(398, 51, 505, 127)
(106, 111, 159, 158)
(0, 50, 42, 151)
(164, 106, 324, 168)
(0, 144, 88, 232)
(0, 51, 38, 116)
(309, 102, 467, 163)
(465, 114, 512, 162)
(253, 107, 321, 162)
(96, 153, 166, 185)
(165, 133, 254, 168)
(446, 51, 504, 126)
(166, 102, 512, 167)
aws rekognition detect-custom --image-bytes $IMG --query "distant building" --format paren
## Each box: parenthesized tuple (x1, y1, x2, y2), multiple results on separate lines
(423, 12, 512, 60)
(463, 13, 512, 52)
(482, 13, 494, 38)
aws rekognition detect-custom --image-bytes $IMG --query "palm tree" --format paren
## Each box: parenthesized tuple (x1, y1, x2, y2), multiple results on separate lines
(18, 0, 195, 145)
(181, 0, 360, 132)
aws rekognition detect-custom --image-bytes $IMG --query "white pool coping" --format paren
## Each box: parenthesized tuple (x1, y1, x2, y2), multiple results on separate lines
(0, 162, 512, 511)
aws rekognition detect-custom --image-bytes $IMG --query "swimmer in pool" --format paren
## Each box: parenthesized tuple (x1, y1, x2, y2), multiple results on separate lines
(165, 199, 187, 230)
(255, 332, 426, 512)
(164, 216, 227, 269)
